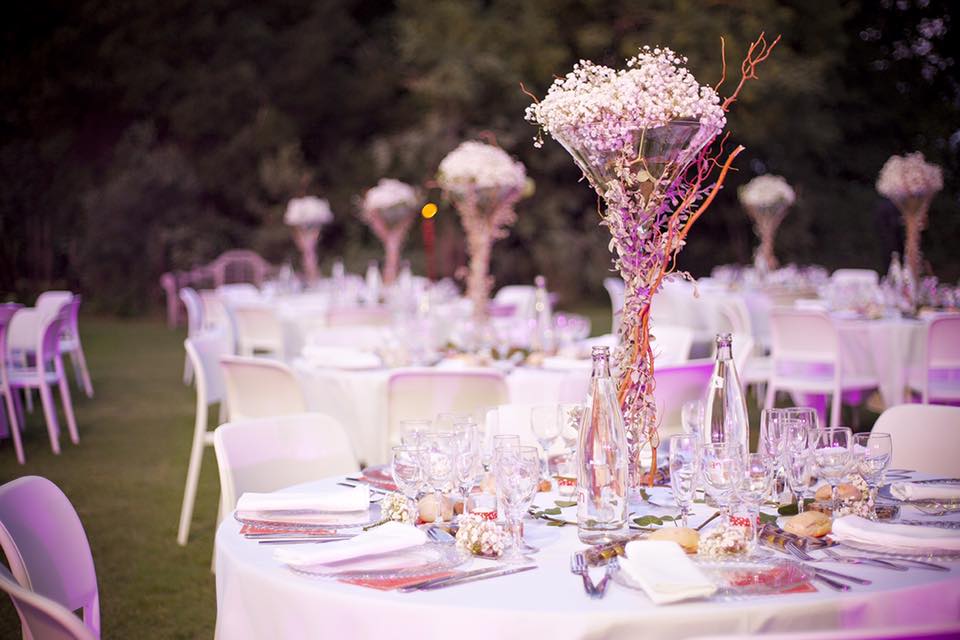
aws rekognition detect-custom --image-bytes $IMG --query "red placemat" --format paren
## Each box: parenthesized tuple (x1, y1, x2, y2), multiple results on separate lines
(361, 465, 398, 492)
(239, 523, 335, 536)
(340, 570, 458, 591)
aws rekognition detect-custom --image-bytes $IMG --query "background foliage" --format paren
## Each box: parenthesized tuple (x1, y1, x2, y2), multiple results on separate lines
(2, 0, 957, 313)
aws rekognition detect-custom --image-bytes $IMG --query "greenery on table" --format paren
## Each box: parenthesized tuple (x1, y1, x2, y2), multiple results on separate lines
(2, 1, 958, 313)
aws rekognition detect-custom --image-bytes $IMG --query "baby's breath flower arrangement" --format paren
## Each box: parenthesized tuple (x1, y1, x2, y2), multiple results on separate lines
(526, 36, 778, 497)
(877, 152, 943, 280)
(738, 174, 796, 271)
(436, 141, 531, 318)
(359, 179, 420, 285)
(381, 492, 414, 524)
(284, 196, 333, 284)
(455, 513, 506, 557)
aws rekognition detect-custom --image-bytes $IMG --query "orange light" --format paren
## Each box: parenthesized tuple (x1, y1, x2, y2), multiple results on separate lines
(421, 203, 438, 219)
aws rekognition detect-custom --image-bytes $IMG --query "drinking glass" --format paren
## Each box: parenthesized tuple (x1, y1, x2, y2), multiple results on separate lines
(781, 418, 813, 511)
(557, 403, 583, 455)
(701, 442, 742, 518)
(740, 453, 774, 507)
(435, 412, 470, 433)
(494, 445, 541, 564)
(453, 422, 481, 518)
(669, 434, 700, 527)
(391, 445, 422, 522)
(854, 432, 892, 518)
(418, 432, 457, 523)
(530, 405, 561, 480)
(399, 419, 432, 447)
(782, 406, 819, 431)
(810, 427, 853, 513)
(759, 408, 787, 503)
(681, 400, 705, 436)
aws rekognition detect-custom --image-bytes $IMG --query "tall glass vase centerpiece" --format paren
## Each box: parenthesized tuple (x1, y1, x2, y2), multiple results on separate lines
(437, 141, 531, 319)
(738, 174, 795, 273)
(360, 179, 420, 285)
(877, 152, 943, 282)
(526, 39, 778, 497)
(285, 195, 333, 285)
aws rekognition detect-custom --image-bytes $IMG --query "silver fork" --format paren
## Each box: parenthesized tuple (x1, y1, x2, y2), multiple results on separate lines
(592, 557, 619, 598)
(822, 548, 907, 571)
(785, 543, 872, 585)
(570, 552, 597, 597)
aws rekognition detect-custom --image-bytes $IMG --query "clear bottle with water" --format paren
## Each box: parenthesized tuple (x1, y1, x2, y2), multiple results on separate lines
(577, 346, 628, 543)
(530, 275, 554, 353)
(702, 333, 750, 455)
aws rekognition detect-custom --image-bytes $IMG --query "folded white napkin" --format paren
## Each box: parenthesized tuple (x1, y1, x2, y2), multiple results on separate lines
(274, 522, 427, 568)
(890, 482, 960, 502)
(300, 345, 381, 370)
(620, 540, 717, 605)
(236, 486, 370, 513)
(832, 515, 960, 552)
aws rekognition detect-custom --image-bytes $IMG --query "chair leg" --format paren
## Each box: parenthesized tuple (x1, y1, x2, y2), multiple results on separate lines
(73, 344, 94, 398)
(829, 389, 841, 428)
(12, 390, 25, 430)
(3, 394, 25, 464)
(764, 381, 776, 412)
(24, 387, 33, 414)
(177, 416, 208, 546)
(55, 359, 80, 444)
(38, 383, 61, 454)
(183, 354, 194, 386)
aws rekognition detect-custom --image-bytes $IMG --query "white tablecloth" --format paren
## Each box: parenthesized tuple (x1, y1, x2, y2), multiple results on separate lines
(215, 479, 960, 640)
(835, 317, 926, 408)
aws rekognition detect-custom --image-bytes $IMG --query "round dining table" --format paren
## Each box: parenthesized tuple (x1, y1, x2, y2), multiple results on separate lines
(214, 478, 960, 640)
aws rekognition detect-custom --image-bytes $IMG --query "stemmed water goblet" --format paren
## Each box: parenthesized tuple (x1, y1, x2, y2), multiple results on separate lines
(781, 418, 814, 512)
(452, 421, 481, 518)
(668, 434, 700, 527)
(853, 432, 892, 519)
(418, 432, 457, 523)
(399, 419, 432, 447)
(701, 442, 742, 519)
(759, 408, 787, 503)
(681, 400, 705, 436)
(391, 445, 423, 522)
(530, 405, 561, 481)
(494, 445, 541, 564)
(810, 427, 853, 514)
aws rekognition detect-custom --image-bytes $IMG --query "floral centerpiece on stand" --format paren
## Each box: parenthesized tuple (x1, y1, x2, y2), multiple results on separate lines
(436, 141, 531, 319)
(359, 179, 420, 285)
(738, 174, 795, 272)
(876, 151, 943, 282)
(284, 195, 333, 285)
(526, 37, 778, 496)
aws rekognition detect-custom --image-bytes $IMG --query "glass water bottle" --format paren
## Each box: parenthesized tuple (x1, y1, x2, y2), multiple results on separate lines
(702, 333, 750, 455)
(577, 346, 628, 543)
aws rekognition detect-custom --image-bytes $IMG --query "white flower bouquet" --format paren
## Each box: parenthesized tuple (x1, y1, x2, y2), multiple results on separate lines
(738, 174, 796, 270)
(360, 179, 420, 285)
(877, 152, 943, 280)
(284, 196, 333, 284)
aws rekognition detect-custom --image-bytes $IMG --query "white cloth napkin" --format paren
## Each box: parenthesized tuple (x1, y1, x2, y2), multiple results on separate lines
(890, 482, 960, 502)
(235, 486, 370, 513)
(832, 515, 960, 552)
(274, 522, 427, 568)
(620, 540, 717, 605)
(300, 345, 381, 370)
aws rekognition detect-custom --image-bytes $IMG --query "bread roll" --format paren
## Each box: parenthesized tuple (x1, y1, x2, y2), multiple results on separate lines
(647, 527, 700, 553)
(783, 510, 831, 538)
(417, 494, 454, 522)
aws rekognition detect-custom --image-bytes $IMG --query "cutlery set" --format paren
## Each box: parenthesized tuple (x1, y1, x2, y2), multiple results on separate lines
(570, 551, 618, 598)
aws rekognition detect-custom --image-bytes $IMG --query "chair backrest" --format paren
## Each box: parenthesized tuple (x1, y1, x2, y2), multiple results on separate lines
(220, 356, 307, 422)
(0, 476, 99, 636)
(0, 304, 22, 389)
(769, 309, 838, 364)
(831, 268, 879, 285)
(38, 308, 67, 368)
(213, 413, 360, 519)
(649, 325, 694, 365)
(872, 404, 960, 475)
(179, 288, 204, 338)
(386, 370, 508, 449)
(184, 330, 231, 407)
(35, 291, 73, 322)
(713, 296, 753, 337)
(652, 359, 714, 438)
(231, 305, 284, 358)
(493, 285, 537, 320)
(0, 566, 97, 640)
(927, 314, 960, 369)
(603, 277, 625, 335)
(61, 296, 82, 339)
(209, 249, 272, 287)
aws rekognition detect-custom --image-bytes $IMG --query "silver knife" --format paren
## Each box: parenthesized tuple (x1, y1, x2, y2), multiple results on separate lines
(399, 564, 536, 592)
(803, 565, 871, 585)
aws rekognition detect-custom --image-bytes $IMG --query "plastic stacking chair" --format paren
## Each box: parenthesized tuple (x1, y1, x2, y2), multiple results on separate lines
(0, 476, 100, 638)
(219, 356, 307, 422)
(652, 359, 715, 438)
(493, 285, 537, 321)
(198, 290, 236, 345)
(231, 305, 285, 359)
(58, 297, 94, 398)
(873, 404, 960, 476)
(179, 288, 204, 385)
(7, 306, 79, 454)
(0, 565, 97, 640)
(213, 413, 360, 521)
(603, 277, 625, 336)
(649, 325, 694, 365)
(0, 304, 24, 464)
(177, 330, 231, 546)
(910, 314, 960, 404)
(765, 309, 877, 428)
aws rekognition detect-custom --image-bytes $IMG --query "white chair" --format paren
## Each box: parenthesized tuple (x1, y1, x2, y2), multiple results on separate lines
(493, 285, 537, 320)
(0, 565, 97, 640)
(6, 290, 73, 357)
(872, 404, 960, 476)
(649, 325, 694, 365)
(198, 290, 235, 344)
(231, 305, 285, 359)
(177, 330, 231, 546)
(765, 309, 877, 427)
(831, 268, 879, 286)
(0, 304, 24, 464)
(213, 413, 360, 521)
(7, 306, 79, 455)
(219, 356, 307, 422)
(910, 314, 960, 404)
(603, 277, 625, 336)
(179, 288, 204, 385)
(652, 359, 714, 438)
(216, 283, 260, 301)
(386, 369, 508, 461)
(58, 296, 94, 398)
(0, 476, 100, 638)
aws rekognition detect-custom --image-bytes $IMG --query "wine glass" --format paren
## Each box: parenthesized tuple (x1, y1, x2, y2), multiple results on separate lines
(669, 434, 700, 527)
(418, 432, 457, 523)
(557, 403, 583, 454)
(701, 442, 742, 518)
(740, 453, 774, 508)
(681, 400, 705, 436)
(782, 406, 819, 432)
(759, 408, 787, 503)
(399, 419, 432, 447)
(453, 422, 481, 518)
(494, 445, 540, 564)
(530, 405, 561, 480)
(810, 427, 853, 513)
(781, 418, 813, 512)
(854, 432, 892, 518)
(391, 445, 423, 522)
(435, 412, 470, 433)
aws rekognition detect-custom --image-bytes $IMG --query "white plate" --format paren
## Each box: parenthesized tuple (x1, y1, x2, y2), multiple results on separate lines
(235, 503, 382, 530)
(290, 542, 469, 579)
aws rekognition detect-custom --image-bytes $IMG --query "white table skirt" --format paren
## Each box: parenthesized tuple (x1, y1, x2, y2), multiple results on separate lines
(215, 480, 960, 640)
(835, 318, 925, 408)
